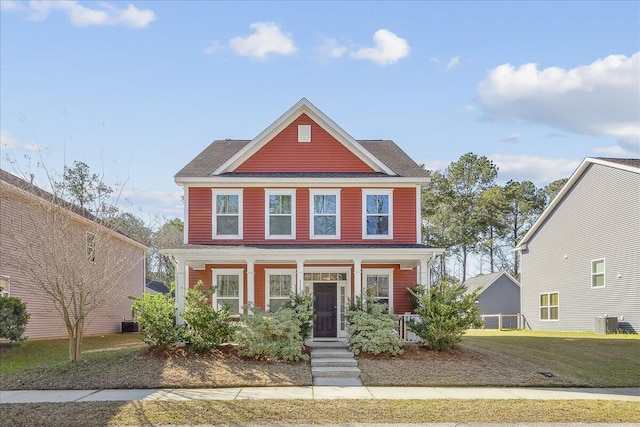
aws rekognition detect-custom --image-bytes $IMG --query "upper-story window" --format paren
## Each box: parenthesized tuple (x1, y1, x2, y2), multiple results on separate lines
(591, 258, 605, 288)
(310, 189, 340, 239)
(212, 190, 243, 239)
(265, 189, 296, 239)
(362, 189, 393, 239)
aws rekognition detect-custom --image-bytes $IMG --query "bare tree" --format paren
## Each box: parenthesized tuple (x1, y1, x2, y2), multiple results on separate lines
(1, 166, 145, 361)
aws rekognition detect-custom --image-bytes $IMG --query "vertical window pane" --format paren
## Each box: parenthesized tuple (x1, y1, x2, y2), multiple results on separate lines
(270, 216, 291, 235)
(366, 195, 388, 214)
(592, 260, 604, 274)
(314, 216, 336, 235)
(217, 217, 238, 235)
(367, 216, 388, 235)
(270, 195, 291, 214)
(540, 294, 548, 306)
(541, 307, 549, 319)
(314, 195, 336, 214)
(217, 195, 238, 214)
(550, 307, 559, 320)
(550, 293, 559, 306)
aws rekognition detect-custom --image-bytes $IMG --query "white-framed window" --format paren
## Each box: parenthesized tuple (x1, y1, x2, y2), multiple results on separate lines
(310, 189, 340, 239)
(298, 125, 311, 143)
(265, 189, 296, 239)
(363, 269, 393, 311)
(362, 189, 393, 239)
(212, 269, 244, 315)
(265, 269, 295, 312)
(212, 190, 243, 239)
(86, 232, 96, 262)
(0, 275, 10, 298)
(591, 258, 605, 288)
(539, 292, 559, 321)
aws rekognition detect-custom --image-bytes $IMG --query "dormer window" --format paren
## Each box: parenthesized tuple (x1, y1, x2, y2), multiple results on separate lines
(298, 125, 311, 143)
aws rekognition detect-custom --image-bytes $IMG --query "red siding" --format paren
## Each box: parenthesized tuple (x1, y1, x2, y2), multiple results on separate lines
(188, 186, 417, 245)
(235, 114, 375, 173)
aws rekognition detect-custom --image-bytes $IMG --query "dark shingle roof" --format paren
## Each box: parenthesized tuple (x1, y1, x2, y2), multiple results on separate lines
(594, 158, 640, 169)
(462, 271, 519, 296)
(146, 280, 170, 294)
(175, 139, 427, 178)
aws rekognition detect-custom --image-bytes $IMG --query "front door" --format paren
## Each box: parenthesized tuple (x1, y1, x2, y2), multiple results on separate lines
(313, 283, 337, 338)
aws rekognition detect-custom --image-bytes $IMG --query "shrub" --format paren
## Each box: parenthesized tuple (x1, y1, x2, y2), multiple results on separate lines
(130, 292, 182, 348)
(0, 296, 30, 343)
(281, 293, 314, 341)
(235, 304, 309, 362)
(182, 282, 236, 352)
(346, 298, 403, 356)
(408, 283, 482, 351)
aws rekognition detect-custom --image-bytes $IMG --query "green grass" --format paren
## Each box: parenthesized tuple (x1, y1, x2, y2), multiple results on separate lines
(462, 329, 640, 386)
(1, 400, 639, 427)
(0, 333, 144, 376)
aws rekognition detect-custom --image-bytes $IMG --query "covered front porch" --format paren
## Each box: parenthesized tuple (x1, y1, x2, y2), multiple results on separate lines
(165, 244, 442, 340)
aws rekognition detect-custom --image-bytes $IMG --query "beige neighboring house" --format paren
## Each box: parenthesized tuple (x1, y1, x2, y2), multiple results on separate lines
(0, 169, 147, 339)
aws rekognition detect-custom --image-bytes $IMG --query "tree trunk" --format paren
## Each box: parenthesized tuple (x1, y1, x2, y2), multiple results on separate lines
(489, 227, 495, 273)
(461, 246, 468, 284)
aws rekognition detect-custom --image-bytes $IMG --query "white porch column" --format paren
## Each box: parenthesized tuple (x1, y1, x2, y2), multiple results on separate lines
(419, 258, 429, 286)
(174, 258, 187, 325)
(353, 259, 362, 300)
(296, 259, 305, 294)
(246, 259, 255, 314)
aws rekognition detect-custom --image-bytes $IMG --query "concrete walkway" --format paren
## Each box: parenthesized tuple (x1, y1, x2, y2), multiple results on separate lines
(1, 386, 639, 404)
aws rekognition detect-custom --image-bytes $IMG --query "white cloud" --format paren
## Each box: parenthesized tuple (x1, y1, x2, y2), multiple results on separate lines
(228, 22, 297, 60)
(463, 105, 475, 112)
(0, 129, 43, 151)
(490, 154, 580, 185)
(1, 0, 25, 11)
(478, 52, 640, 153)
(446, 56, 461, 70)
(430, 57, 441, 63)
(27, 1, 156, 28)
(351, 29, 410, 66)
(594, 145, 631, 156)
(502, 132, 521, 143)
(315, 35, 347, 62)
(203, 40, 224, 55)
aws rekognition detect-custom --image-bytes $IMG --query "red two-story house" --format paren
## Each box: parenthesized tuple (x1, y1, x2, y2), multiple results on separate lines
(166, 98, 443, 340)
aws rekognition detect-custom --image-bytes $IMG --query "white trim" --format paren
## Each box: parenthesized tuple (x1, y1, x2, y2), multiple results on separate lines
(213, 98, 396, 176)
(212, 268, 245, 316)
(362, 189, 393, 240)
(176, 176, 427, 186)
(265, 269, 296, 312)
(517, 157, 640, 249)
(265, 189, 296, 239)
(363, 268, 394, 311)
(591, 258, 606, 288)
(183, 186, 189, 245)
(539, 291, 559, 321)
(309, 189, 341, 239)
(212, 189, 243, 239)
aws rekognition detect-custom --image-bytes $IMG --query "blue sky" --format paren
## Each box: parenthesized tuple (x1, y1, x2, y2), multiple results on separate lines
(1, 1, 638, 221)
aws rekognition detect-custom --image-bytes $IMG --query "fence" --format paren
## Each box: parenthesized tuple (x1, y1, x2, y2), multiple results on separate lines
(480, 313, 523, 330)
(397, 313, 421, 343)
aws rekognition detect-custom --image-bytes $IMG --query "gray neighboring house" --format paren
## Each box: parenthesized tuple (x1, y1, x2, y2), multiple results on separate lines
(463, 271, 521, 329)
(516, 157, 639, 333)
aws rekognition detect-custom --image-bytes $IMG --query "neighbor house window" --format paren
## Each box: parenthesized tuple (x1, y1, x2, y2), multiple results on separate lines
(265, 190, 296, 239)
(310, 190, 340, 239)
(266, 270, 295, 312)
(86, 232, 96, 262)
(364, 269, 393, 311)
(362, 190, 393, 239)
(591, 259, 605, 288)
(212, 190, 242, 239)
(213, 269, 244, 315)
(540, 292, 559, 320)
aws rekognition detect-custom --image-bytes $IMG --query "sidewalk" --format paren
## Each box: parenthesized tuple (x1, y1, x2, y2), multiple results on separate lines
(2, 386, 640, 404)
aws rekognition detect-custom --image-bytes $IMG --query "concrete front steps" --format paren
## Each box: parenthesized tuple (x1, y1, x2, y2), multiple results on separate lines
(307, 340, 363, 386)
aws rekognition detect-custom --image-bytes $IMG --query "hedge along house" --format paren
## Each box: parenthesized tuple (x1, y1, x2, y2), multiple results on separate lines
(163, 98, 444, 340)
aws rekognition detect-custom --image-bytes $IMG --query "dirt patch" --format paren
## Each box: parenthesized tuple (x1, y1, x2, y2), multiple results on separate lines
(357, 343, 584, 387)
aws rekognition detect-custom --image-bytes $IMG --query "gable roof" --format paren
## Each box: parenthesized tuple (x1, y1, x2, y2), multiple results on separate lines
(0, 169, 148, 250)
(463, 271, 520, 296)
(175, 98, 429, 181)
(146, 280, 170, 294)
(516, 157, 640, 250)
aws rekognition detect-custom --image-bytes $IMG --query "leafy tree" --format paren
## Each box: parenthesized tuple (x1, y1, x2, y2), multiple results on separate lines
(408, 283, 481, 351)
(54, 160, 115, 216)
(0, 296, 30, 343)
(442, 153, 498, 282)
(542, 178, 569, 207)
(149, 218, 184, 284)
(475, 185, 509, 273)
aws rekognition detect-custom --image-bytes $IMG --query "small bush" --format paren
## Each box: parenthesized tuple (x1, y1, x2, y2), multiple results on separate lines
(236, 304, 309, 362)
(346, 298, 403, 356)
(182, 282, 236, 352)
(0, 296, 30, 343)
(282, 293, 314, 341)
(408, 283, 482, 351)
(130, 292, 182, 348)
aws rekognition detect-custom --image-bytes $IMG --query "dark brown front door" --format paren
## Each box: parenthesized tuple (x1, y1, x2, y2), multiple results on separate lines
(313, 283, 337, 338)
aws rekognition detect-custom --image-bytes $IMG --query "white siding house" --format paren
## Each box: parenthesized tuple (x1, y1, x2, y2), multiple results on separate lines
(516, 158, 639, 333)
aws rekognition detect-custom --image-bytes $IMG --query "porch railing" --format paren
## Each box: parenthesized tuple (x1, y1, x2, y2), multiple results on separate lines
(397, 313, 421, 343)
(480, 313, 523, 330)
